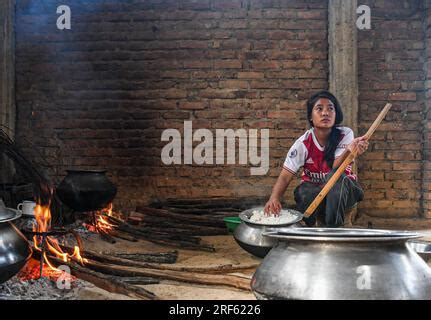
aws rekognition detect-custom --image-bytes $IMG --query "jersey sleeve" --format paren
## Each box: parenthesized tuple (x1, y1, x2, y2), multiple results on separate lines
(283, 139, 306, 174)
(335, 127, 354, 158)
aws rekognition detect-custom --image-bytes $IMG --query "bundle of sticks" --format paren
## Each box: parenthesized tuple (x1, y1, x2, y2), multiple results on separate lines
(133, 197, 271, 236)
(36, 246, 258, 300)
(99, 211, 216, 252)
(98, 197, 270, 252)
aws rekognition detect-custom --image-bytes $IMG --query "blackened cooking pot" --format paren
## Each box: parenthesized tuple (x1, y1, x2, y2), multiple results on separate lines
(0, 200, 32, 284)
(56, 170, 117, 212)
(251, 228, 431, 300)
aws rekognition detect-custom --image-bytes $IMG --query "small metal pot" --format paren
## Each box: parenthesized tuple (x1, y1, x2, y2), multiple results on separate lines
(233, 207, 303, 258)
(0, 201, 32, 284)
(251, 228, 431, 300)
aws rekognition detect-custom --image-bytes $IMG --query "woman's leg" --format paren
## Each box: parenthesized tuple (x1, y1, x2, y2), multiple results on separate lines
(294, 182, 325, 227)
(325, 173, 364, 227)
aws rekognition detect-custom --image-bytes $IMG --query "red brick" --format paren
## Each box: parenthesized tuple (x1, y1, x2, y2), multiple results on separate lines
(219, 80, 249, 89)
(251, 60, 282, 70)
(388, 92, 417, 101)
(392, 162, 422, 171)
(178, 101, 207, 110)
(237, 71, 264, 79)
(214, 60, 242, 69)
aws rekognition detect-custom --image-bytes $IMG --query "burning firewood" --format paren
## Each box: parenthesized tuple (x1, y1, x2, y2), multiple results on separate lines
(45, 254, 159, 300)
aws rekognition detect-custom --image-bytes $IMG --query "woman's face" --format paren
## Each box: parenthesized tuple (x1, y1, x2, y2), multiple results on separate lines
(311, 98, 336, 129)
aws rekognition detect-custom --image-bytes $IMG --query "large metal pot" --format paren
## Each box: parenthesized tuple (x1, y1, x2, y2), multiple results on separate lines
(233, 207, 303, 258)
(56, 170, 117, 212)
(251, 228, 431, 300)
(0, 200, 32, 284)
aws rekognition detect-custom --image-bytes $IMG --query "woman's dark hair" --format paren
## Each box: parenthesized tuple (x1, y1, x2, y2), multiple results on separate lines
(306, 90, 344, 168)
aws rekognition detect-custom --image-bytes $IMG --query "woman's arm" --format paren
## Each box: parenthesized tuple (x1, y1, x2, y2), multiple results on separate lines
(264, 169, 295, 216)
(332, 148, 350, 168)
(333, 136, 369, 168)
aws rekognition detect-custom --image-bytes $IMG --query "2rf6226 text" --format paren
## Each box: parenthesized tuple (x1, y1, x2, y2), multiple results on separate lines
(212, 304, 261, 316)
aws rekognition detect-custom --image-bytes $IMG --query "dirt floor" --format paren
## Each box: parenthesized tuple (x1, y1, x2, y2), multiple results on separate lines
(77, 225, 431, 300)
(5, 222, 430, 300)
(79, 232, 260, 300)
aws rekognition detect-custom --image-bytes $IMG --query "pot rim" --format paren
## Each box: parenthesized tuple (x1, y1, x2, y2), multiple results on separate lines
(0, 208, 22, 223)
(263, 227, 422, 242)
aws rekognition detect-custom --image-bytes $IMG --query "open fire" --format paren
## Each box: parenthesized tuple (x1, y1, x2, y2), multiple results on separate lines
(83, 203, 124, 236)
(23, 203, 88, 280)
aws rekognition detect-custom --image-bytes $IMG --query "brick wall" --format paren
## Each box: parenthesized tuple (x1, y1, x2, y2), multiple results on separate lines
(13, 0, 430, 220)
(14, 0, 328, 210)
(357, 0, 427, 220)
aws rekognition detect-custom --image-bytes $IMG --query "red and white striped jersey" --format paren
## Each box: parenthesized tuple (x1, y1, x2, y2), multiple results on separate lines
(283, 127, 356, 184)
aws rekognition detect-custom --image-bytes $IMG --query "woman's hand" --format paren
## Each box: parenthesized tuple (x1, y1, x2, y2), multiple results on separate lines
(264, 197, 282, 216)
(348, 136, 369, 156)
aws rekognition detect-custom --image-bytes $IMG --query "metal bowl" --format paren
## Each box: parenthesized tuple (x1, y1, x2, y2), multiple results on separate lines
(233, 207, 303, 258)
(408, 240, 431, 261)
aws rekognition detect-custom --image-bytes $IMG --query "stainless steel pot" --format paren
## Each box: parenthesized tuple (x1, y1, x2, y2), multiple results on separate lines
(0, 200, 32, 284)
(408, 240, 431, 262)
(251, 228, 431, 300)
(233, 207, 303, 258)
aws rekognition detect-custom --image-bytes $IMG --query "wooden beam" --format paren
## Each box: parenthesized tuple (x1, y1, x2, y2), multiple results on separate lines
(328, 0, 358, 133)
(423, 4, 431, 219)
(328, 0, 359, 223)
(0, 0, 16, 182)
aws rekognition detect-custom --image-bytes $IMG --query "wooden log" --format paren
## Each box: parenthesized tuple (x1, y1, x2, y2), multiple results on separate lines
(135, 206, 226, 227)
(98, 228, 117, 244)
(106, 251, 178, 264)
(104, 214, 211, 242)
(116, 223, 200, 244)
(110, 230, 138, 242)
(114, 224, 216, 252)
(121, 277, 160, 285)
(83, 258, 251, 291)
(37, 253, 159, 300)
(149, 238, 216, 252)
(134, 214, 227, 236)
(162, 207, 242, 215)
(97, 214, 216, 252)
(77, 247, 259, 274)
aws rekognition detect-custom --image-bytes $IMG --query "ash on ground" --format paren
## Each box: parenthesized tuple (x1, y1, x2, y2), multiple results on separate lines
(0, 275, 91, 300)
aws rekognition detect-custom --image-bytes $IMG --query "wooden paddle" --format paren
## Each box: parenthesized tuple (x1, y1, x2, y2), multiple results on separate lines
(303, 103, 392, 218)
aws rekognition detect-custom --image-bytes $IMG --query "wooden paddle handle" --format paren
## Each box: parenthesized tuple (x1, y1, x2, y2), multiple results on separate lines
(303, 103, 392, 218)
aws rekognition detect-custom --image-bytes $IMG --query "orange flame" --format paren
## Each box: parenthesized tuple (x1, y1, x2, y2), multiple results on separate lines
(32, 204, 87, 275)
(88, 203, 123, 234)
